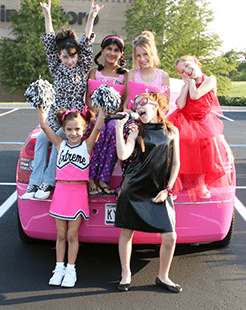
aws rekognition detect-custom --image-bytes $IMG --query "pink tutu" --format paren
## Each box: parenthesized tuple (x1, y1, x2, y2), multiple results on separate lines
(49, 183, 89, 220)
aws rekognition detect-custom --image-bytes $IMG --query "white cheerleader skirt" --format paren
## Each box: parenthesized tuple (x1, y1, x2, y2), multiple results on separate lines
(49, 182, 89, 221)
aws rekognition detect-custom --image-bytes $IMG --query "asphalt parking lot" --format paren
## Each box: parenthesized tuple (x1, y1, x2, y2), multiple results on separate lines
(0, 104, 246, 310)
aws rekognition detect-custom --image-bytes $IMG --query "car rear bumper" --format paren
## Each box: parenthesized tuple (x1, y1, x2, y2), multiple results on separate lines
(17, 182, 235, 244)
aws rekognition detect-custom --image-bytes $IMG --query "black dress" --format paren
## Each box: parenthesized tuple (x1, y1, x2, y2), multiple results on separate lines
(115, 123, 176, 233)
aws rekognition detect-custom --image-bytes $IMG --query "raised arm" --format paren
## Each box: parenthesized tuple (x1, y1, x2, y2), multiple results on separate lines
(84, 0, 104, 38)
(115, 112, 138, 160)
(175, 81, 189, 109)
(85, 108, 105, 155)
(188, 75, 217, 100)
(38, 109, 63, 151)
(86, 68, 100, 114)
(40, 0, 54, 34)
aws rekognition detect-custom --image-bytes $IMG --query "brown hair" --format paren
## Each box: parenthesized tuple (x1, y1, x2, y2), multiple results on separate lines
(56, 108, 95, 134)
(56, 27, 79, 56)
(136, 91, 174, 152)
(175, 55, 202, 71)
(132, 31, 160, 69)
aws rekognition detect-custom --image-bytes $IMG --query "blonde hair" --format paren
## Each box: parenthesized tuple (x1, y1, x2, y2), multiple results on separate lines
(175, 55, 202, 71)
(132, 31, 160, 69)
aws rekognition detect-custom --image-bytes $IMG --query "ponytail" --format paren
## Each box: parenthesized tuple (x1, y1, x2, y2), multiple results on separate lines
(56, 27, 78, 56)
(56, 108, 95, 132)
(116, 55, 127, 74)
(94, 51, 104, 71)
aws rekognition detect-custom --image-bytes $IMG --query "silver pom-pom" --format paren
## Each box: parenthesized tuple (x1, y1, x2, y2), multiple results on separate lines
(91, 84, 121, 112)
(25, 78, 55, 109)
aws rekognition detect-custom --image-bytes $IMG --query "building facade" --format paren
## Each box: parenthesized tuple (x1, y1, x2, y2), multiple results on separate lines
(0, 0, 131, 101)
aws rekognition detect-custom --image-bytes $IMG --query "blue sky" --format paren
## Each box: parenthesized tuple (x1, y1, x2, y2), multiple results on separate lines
(209, 0, 244, 53)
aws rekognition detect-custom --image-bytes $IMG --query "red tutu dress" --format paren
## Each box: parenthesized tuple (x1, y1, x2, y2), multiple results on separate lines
(167, 75, 232, 197)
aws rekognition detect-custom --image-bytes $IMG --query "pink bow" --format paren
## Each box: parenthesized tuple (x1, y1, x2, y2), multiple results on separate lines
(81, 105, 88, 118)
(61, 108, 77, 121)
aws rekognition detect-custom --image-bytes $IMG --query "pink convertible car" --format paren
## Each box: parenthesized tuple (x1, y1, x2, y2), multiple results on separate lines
(16, 79, 236, 246)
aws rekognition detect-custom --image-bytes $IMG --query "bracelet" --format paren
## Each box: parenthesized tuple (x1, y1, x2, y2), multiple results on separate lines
(164, 186, 172, 196)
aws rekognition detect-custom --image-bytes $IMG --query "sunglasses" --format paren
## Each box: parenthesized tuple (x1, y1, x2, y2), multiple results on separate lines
(131, 97, 158, 112)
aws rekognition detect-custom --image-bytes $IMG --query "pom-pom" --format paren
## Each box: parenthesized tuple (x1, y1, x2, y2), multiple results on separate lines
(91, 84, 121, 112)
(25, 78, 55, 109)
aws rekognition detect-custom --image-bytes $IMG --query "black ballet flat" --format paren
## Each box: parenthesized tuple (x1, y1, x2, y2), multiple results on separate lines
(117, 282, 131, 292)
(155, 277, 182, 293)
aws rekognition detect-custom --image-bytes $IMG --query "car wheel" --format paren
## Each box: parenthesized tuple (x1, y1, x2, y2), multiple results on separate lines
(209, 209, 235, 248)
(17, 207, 36, 243)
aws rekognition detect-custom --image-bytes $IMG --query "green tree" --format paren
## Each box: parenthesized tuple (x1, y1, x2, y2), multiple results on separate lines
(0, 0, 69, 93)
(123, 0, 235, 95)
(224, 50, 246, 81)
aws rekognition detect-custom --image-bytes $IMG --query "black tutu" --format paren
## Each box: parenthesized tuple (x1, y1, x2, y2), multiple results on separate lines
(115, 123, 176, 233)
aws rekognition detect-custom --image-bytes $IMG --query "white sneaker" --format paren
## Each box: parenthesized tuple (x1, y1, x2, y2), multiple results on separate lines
(61, 268, 77, 287)
(21, 184, 38, 199)
(35, 183, 54, 200)
(49, 266, 65, 286)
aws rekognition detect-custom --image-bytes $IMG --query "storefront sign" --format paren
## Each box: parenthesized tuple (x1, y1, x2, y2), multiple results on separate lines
(0, 5, 98, 25)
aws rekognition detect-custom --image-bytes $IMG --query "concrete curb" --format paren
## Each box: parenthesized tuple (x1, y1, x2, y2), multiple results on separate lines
(0, 103, 31, 109)
(221, 106, 246, 112)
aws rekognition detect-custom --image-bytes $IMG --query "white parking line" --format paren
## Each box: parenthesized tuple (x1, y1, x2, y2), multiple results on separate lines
(0, 142, 24, 145)
(213, 111, 234, 122)
(0, 190, 17, 218)
(220, 114, 234, 122)
(235, 197, 246, 222)
(0, 108, 19, 117)
(230, 145, 246, 147)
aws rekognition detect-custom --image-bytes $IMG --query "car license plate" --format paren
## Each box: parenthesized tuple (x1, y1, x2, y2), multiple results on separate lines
(105, 204, 116, 225)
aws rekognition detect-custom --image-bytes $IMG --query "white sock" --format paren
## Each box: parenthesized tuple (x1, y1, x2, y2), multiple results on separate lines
(66, 263, 75, 270)
(56, 262, 64, 268)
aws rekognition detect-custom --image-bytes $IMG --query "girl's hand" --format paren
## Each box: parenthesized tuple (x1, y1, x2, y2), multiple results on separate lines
(152, 189, 168, 203)
(98, 107, 107, 118)
(115, 112, 129, 127)
(96, 108, 107, 125)
(94, 107, 100, 115)
(88, 0, 104, 20)
(40, 0, 51, 17)
(182, 76, 191, 84)
(123, 107, 132, 114)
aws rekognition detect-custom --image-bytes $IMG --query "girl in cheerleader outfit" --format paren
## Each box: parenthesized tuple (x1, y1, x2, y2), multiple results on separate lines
(115, 91, 182, 293)
(37, 106, 105, 287)
(167, 55, 228, 200)
(86, 35, 128, 196)
(21, 0, 103, 200)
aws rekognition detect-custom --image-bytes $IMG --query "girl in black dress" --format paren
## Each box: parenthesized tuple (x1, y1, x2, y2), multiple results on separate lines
(115, 91, 181, 293)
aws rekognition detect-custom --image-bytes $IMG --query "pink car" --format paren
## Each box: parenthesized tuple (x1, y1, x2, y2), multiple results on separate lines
(16, 80, 236, 246)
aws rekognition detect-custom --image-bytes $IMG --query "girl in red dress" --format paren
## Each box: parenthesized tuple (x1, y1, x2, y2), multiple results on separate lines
(167, 55, 227, 200)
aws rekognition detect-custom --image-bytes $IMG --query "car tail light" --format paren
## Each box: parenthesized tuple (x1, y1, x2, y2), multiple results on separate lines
(17, 138, 36, 184)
